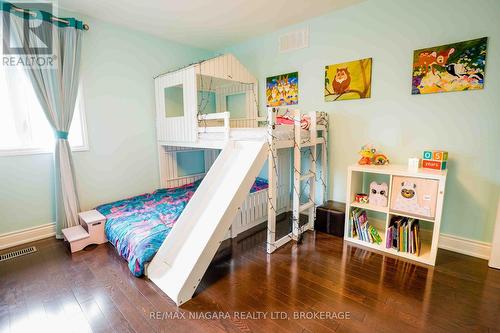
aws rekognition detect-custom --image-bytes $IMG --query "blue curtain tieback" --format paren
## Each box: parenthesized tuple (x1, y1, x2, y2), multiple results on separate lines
(55, 131, 69, 140)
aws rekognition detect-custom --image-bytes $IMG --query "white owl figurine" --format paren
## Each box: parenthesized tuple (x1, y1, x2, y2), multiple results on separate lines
(369, 181, 388, 207)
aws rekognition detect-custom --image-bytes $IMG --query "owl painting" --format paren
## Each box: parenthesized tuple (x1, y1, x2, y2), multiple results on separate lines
(325, 58, 372, 102)
(332, 68, 351, 95)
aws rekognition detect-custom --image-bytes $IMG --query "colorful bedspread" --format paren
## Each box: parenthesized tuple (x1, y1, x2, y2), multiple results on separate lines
(96, 177, 268, 277)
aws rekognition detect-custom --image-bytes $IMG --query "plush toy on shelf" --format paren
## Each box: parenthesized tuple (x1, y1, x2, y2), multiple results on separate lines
(369, 181, 389, 207)
(358, 144, 376, 165)
(358, 144, 390, 165)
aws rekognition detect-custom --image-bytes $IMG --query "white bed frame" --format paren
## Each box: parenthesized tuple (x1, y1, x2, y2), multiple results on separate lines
(148, 54, 328, 305)
(158, 144, 291, 239)
(154, 53, 328, 250)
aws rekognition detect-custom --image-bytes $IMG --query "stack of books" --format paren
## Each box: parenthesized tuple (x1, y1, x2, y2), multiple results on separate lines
(349, 208, 382, 245)
(386, 216, 421, 255)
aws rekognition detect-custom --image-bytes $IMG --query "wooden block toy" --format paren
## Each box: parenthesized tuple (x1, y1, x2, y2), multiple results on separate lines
(422, 159, 447, 170)
(423, 150, 448, 161)
(432, 151, 448, 161)
(423, 151, 433, 160)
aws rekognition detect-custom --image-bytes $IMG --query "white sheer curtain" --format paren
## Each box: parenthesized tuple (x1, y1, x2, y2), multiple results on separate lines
(0, 64, 86, 152)
(4, 5, 84, 237)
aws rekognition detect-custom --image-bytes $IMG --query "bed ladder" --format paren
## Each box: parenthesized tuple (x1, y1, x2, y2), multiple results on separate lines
(292, 110, 317, 240)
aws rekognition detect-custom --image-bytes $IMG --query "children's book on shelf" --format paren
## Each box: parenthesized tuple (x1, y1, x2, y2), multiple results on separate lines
(386, 215, 421, 256)
(349, 208, 382, 244)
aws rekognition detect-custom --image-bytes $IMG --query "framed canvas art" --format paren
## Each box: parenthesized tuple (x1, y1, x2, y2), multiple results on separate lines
(266, 72, 298, 107)
(412, 37, 488, 95)
(324, 58, 372, 102)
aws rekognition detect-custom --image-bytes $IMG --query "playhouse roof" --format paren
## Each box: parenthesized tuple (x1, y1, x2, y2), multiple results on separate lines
(157, 54, 257, 85)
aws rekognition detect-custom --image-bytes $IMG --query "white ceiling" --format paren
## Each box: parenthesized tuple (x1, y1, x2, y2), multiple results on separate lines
(58, 0, 363, 50)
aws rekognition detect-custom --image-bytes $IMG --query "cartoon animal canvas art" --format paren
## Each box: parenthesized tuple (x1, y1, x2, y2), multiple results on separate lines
(266, 72, 299, 107)
(369, 182, 388, 207)
(412, 37, 488, 95)
(390, 177, 439, 219)
(325, 58, 372, 102)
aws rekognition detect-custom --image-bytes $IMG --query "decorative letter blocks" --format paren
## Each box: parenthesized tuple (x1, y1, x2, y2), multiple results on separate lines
(422, 150, 448, 170)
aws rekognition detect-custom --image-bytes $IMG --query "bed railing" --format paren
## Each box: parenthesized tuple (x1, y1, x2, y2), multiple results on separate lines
(198, 112, 230, 139)
(196, 115, 268, 140)
(229, 118, 263, 128)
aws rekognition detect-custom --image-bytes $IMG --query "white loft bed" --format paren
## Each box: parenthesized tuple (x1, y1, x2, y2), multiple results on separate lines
(147, 54, 329, 305)
(154, 54, 328, 248)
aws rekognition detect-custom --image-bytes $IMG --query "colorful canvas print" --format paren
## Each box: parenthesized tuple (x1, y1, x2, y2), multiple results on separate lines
(412, 37, 488, 95)
(266, 72, 298, 107)
(324, 58, 372, 102)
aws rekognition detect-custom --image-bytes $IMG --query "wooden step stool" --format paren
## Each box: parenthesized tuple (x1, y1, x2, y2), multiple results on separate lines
(62, 210, 107, 253)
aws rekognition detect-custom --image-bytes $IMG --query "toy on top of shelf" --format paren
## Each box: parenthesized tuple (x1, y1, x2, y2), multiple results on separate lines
(358, 144, 376, 165)
(358, 144, 390, 165)
(422, 150, 448, 170)
(373, 154, 389, 165)
(422, 160, 447, 170)
(368, 182, 388, 207)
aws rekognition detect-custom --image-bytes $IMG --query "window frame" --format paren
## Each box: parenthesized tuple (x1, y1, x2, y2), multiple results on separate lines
(0, 84, 89, 157)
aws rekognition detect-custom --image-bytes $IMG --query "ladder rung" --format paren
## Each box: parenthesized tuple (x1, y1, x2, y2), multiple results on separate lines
(300, 172, 314, 181)
(299, 201, 314, 212)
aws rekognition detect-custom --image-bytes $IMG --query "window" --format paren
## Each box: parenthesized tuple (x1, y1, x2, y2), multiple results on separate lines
(164, 85, 184, 118)
(0, 64, 88, 156)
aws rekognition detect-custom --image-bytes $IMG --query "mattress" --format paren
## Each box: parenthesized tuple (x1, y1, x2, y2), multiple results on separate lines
(96, 177, 268, 277)
(273, 125, 311, 141)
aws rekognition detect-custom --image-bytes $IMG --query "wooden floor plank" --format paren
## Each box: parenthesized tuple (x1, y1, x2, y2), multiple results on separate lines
(1, 226, 499, 333)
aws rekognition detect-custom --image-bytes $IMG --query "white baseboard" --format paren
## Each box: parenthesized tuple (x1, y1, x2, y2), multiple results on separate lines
(0, 223, 56, 250)
(0, 223, 492, 261)
(438, 233, 491, 260)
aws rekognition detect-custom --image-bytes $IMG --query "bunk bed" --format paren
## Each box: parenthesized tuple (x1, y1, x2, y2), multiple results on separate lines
(98, 53, 328, 305)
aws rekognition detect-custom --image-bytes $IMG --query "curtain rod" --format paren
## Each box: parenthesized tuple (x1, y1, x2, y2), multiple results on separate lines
(11, 5, 90, 31)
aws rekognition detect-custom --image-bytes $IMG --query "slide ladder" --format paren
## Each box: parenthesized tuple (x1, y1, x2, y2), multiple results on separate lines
(147, 140, 268, 306)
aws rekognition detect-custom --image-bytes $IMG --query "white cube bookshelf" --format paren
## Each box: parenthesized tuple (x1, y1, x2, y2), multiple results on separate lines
(344, 164, 447, 266)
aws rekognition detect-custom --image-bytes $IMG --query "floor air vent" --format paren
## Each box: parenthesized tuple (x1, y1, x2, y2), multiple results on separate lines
(0, 246, 37, 262)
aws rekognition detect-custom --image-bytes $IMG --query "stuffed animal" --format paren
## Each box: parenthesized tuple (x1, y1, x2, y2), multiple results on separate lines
(369, 181, 388, 207)
(373, 154, 389, 165)
(358, 144, 376, 165)
(358, 144, 390, 165)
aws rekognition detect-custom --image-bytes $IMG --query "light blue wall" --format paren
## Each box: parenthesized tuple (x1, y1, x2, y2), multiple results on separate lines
(2, 1, 499, 245)
(177, 150, 206, 177)
(222, 0, 500, 242)
(198, 91, 216, 114)
(0, 13, 212, 234)
(226, 93, 247, 118)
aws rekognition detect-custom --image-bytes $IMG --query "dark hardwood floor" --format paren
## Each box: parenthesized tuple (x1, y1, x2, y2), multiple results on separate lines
(1, 227, 499, 333)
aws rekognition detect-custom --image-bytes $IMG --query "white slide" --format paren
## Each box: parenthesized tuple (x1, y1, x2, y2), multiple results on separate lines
(147, 140, 268, 305)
